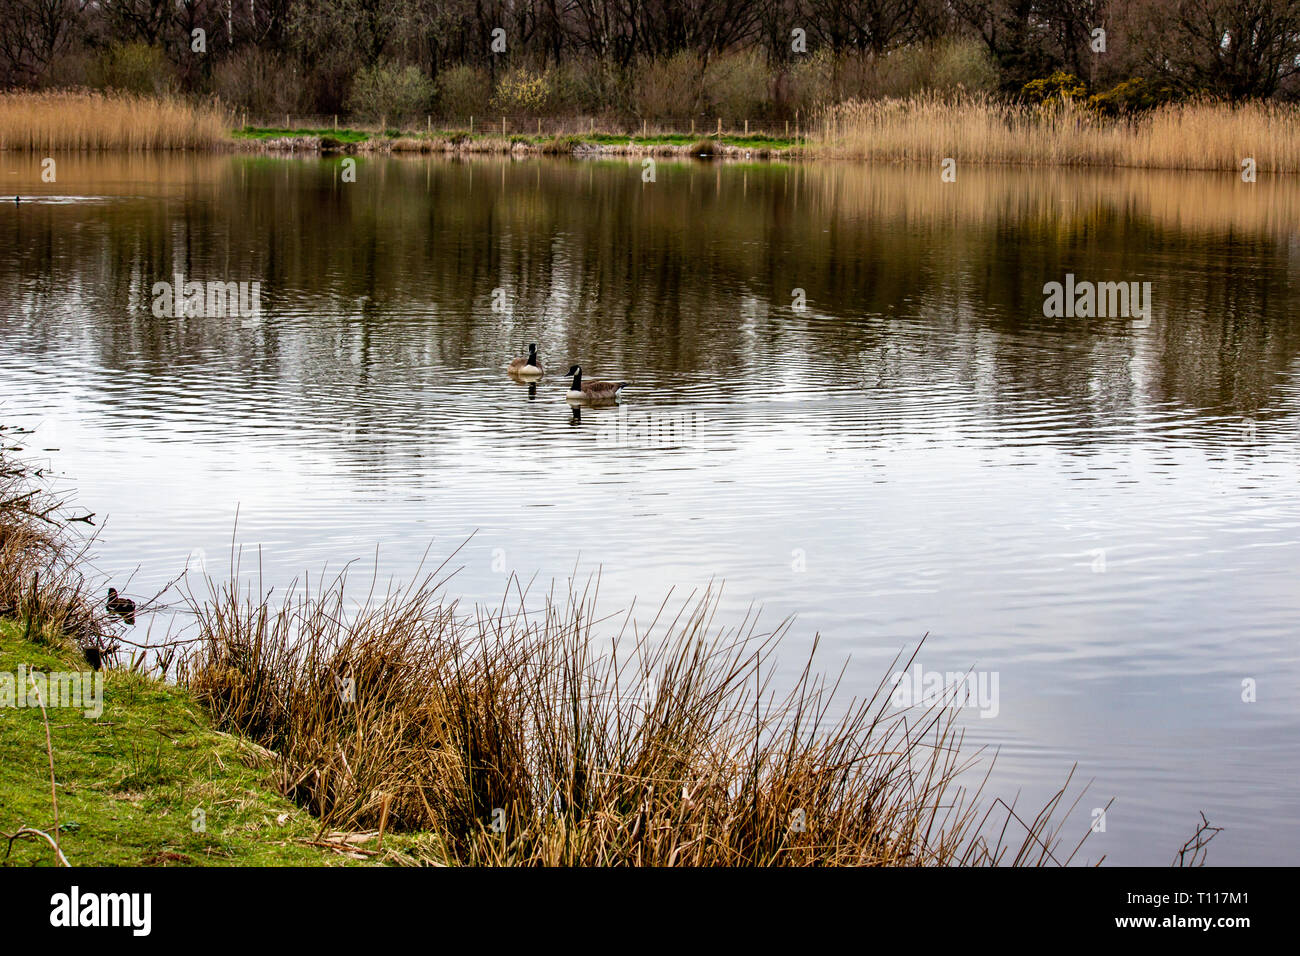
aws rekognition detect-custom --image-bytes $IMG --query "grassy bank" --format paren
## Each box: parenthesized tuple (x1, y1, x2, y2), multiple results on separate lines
(7, 90, 1300, 171)
(231, 125, 800, 158)
(0, 618, 374, 866)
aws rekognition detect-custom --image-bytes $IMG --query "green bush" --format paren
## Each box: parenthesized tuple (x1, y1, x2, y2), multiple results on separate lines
(859, 41, 998, 98)
(932, 39, 999, 93)
(348, 62, 434, 121)
(548, 61, 607, 113)
(1088, 77, 1179, 115)
(635, 52, 704, 120)
(704, 50, 769, 121)
(91, 43, 174, 96)
(436, 65, 490, 119)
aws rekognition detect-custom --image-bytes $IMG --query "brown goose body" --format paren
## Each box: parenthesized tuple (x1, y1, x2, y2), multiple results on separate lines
(563, 365, 626, 402)
(508, 344, 544, 378)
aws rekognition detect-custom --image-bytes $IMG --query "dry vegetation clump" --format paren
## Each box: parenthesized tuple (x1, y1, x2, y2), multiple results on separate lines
(182, 560, 1091, 866)
(0, 445, 109, 656)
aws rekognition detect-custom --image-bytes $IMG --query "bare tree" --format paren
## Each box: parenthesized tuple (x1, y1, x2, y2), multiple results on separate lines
(0, 0, 85, 84)
(1156, 0, 1300, 98)
(804, 0, 921, 54)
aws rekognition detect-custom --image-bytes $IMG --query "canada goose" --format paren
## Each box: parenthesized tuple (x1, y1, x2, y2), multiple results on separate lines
(508, 344, 544, 378)
(564, 365, 626, 402)
(106, 588, 136, 626)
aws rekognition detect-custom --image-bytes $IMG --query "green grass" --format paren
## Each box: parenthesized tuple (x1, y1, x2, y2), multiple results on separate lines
(0, 619, 440, 866)
(233, 126, 371, 143)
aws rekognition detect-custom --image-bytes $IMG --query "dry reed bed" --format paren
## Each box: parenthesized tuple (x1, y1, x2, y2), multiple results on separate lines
(180, 563, 1089, 866)
(818, 95, 1300, 171)
(0, 91, 226, 151)
(0, 444, 108, 651)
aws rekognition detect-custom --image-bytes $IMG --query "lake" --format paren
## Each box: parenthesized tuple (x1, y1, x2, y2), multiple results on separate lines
(2, 153, 1298, 864)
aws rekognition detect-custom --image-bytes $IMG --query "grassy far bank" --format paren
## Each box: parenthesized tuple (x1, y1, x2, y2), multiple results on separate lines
(230, 124, 800, 156)
(234, 126, 371, 144)
(7, 90, 1300, 171)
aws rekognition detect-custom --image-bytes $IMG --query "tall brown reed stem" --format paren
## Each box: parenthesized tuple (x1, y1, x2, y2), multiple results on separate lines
(183, 557, 1096, 867)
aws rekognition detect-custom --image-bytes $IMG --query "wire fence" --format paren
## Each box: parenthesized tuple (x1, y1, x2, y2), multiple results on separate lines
(233, 111, 815, 140)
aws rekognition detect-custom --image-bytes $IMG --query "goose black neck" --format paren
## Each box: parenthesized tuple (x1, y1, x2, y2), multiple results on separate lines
(571, 368, 582, 389)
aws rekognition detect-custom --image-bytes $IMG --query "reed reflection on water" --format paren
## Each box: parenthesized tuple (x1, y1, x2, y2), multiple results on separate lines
(2, 154, 1299, 864)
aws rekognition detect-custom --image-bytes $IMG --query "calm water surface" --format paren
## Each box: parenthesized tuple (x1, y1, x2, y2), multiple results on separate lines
(2, 155, 1298, 864)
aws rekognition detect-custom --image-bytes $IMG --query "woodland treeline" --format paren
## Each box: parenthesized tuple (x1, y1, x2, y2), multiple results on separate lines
(3, 1, 1299, 119)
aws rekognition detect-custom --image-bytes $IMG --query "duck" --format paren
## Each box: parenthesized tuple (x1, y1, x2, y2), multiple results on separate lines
(563, 365, 626, 402)
(106, 588, 136, 626)
(507, 344, 544, 378)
